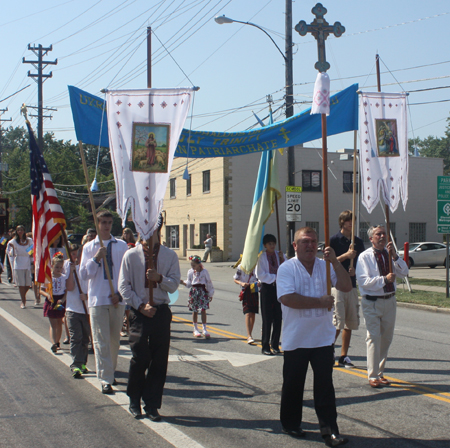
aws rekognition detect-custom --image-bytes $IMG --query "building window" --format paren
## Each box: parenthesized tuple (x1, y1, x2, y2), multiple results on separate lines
(186, 174, 191, 196)
(166, 225, 179, 248)
(200, 223, 217, 247)
(409, 223, 426, 243)
(343, 171, 358, 193)
(306, 222, 319, 238)
(170, 178, 176, 199)
(360, 222, 371, 244)
(302, 170, 321, 192)
(203, 170, 210, 193)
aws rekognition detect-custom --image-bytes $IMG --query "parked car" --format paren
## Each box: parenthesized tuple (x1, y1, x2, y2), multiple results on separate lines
(398, 242, 449, 268)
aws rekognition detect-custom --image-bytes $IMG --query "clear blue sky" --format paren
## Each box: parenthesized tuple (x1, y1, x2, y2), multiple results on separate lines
(1, 0, 449, 154)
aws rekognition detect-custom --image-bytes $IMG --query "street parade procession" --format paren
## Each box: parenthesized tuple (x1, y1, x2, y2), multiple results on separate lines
(0, 2, 449, 448)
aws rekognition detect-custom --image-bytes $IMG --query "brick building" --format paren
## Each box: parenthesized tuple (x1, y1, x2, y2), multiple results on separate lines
(162, 146, 443, 261)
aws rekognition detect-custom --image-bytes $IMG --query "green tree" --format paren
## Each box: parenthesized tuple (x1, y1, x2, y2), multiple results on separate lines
(409, 117, 450, 174)
(1, 126, 116, 229)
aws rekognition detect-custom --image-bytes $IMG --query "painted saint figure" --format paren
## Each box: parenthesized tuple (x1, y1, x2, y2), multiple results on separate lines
(146, 132, 157, 165)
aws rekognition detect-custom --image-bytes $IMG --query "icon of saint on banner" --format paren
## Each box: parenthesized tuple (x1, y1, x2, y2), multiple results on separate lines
(131, 123, 171, 173)
(375, 119, 399, 157)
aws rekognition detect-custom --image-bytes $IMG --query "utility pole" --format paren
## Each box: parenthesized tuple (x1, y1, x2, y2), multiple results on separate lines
(0, 108, 12, 194)
(285, 0, 295, 257)
(147, 27, 152, 88)
(23, 44, 57, 150)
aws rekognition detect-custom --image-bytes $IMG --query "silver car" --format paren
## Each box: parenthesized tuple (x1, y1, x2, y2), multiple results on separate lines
(398, 242, 449, 268)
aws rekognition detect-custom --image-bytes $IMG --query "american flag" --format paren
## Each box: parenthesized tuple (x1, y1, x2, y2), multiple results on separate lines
(27, 122, 66, 284)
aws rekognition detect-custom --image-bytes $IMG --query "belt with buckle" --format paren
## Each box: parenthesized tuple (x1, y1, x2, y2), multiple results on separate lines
(365, 292, 396, 301)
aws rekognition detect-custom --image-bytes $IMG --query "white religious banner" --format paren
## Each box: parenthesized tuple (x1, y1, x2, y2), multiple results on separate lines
(359, 92, 408, 213)
(311, 72, 330, 115)
(107, 88, 194, 238)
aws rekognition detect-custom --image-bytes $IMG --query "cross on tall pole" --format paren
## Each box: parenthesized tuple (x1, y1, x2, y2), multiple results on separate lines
(295, 3, 345, 73)
(295, 3, 345, 297)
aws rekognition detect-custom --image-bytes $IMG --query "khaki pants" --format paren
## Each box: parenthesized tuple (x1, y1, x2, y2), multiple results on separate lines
(90, 305, 125, 385)
(361, 296, 396, 380)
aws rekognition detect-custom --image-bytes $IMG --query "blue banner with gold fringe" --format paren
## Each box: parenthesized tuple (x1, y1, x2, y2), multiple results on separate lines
(68, 84, 358, 156)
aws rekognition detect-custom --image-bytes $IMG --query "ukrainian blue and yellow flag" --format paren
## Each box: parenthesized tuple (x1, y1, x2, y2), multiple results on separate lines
(240, 109, 281, 274)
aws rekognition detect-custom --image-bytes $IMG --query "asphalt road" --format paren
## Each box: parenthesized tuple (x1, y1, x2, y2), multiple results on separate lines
(408, 266, 449, 280)
(0, 260, 449, 448)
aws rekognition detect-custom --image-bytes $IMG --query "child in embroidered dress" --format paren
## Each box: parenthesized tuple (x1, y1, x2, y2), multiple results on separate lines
(41, 253, 75, 353)
(181, 255, 214, 338)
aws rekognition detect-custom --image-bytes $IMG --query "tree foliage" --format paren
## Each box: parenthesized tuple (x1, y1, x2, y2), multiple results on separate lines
(409, 117, 450, 174)
(1, 126, 115, 231)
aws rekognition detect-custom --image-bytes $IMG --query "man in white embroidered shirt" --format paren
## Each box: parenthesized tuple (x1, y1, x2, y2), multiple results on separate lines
(277, 227, 352, 447)
(79, 210, 128, 395)
(355, 225, 408, 388)
(118, 217, 180, 422)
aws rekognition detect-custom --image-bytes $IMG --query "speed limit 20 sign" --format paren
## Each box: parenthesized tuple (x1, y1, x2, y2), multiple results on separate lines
(286, 186, 302, 222)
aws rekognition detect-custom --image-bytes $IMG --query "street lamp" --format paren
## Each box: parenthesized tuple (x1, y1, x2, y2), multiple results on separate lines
(214, 8, 296, 258)
(214, 15, 287, 62)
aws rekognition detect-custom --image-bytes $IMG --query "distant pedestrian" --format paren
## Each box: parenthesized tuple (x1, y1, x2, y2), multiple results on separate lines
(181, 255, 214, 338)
(233, 264, 259, 344)
(255, 234, 284, 355)
(202, 234, 213, 262)
(7, 225, 33, 308)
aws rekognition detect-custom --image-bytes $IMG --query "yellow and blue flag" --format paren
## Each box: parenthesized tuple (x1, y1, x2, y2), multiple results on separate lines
(240, 109, 281, 274)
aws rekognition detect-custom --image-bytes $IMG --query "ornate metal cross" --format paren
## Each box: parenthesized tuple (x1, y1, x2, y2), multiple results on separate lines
(295, 3, 345, 72)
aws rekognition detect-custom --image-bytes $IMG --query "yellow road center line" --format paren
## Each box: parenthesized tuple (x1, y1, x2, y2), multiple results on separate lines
(173, 314, 450, 403)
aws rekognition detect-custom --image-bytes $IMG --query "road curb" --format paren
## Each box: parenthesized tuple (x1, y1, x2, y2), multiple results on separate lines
(395, 301, 450, 314)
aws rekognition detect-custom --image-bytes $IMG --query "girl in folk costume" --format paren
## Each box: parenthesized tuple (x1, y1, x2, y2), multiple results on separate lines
(181, 255, 214, 338)
(233, 262, 259, 345)
(41, 253, 75, 353)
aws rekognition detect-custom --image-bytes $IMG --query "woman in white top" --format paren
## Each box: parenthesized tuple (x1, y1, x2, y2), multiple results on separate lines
(7, 225, 32, 308)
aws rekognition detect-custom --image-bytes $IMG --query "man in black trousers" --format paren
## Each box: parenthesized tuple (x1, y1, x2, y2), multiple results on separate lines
(118, 218, 180, 421)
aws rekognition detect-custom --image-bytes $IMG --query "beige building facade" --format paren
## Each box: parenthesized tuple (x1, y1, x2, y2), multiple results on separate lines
(163, 146, 443, 261)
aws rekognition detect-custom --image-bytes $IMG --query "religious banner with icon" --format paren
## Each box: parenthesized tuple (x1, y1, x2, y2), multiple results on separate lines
(359, 91, 408, 214)
(107, 87, 194, 239)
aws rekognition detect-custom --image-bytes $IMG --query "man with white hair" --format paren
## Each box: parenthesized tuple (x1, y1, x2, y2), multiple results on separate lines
(356, 225, 408, 388)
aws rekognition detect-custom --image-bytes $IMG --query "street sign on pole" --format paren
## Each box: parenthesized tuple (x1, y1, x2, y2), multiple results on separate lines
(286, 186, 302, 222)
(437, 176, 450, 233)
(437, 176, 450, 200)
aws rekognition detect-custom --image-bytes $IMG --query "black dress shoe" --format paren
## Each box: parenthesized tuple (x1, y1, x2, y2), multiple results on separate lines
(129, 399, 142, 419)
(262, 349, 274, 356)
(102, 384, 114, 394)
(281, 427, 306, 438)
(112, 379, 118, 386)
(271, 347, 281, 354)
(144, 406, 162, 422)
(324, 434, 349, 447)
